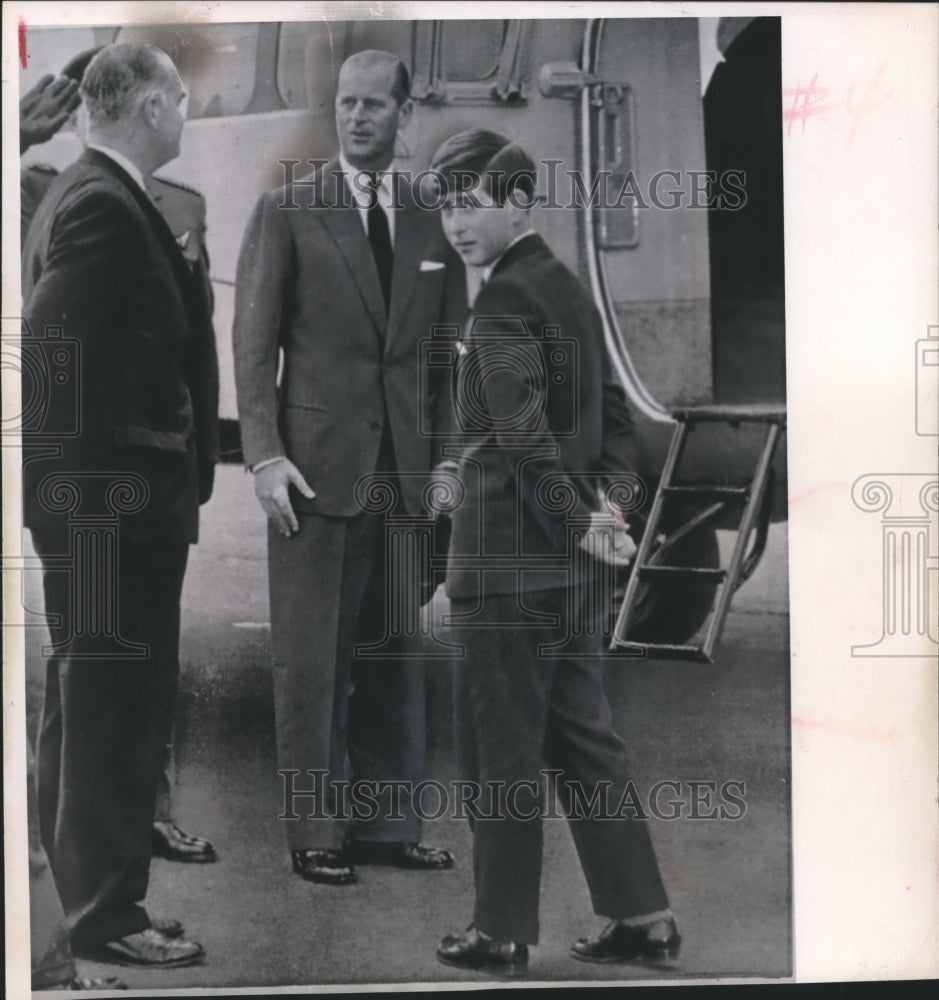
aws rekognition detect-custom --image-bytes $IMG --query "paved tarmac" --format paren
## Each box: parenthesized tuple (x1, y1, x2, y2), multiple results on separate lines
(25, 465, 791, 991)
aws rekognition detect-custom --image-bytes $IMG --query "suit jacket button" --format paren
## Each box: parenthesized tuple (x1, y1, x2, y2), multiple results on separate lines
(370, 421, 381, 430)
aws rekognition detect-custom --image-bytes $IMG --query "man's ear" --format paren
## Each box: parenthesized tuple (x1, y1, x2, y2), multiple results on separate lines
(397, 97, 414, 132)
(141, 91, 162, 130)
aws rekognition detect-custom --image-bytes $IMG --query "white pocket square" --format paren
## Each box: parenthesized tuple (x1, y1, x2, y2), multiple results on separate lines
(419, 260, 446, 271)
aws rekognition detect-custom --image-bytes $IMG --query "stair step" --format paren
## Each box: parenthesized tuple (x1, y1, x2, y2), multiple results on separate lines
(610, 641, 713, 663)
(670, 404, 787, 424)
(638, 566, 727, 581)
(661, 485, 750, 499)
(610, 409, 784, 664)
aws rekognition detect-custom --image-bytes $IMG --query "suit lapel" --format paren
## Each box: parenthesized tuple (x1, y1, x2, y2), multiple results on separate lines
(316, 161, 387, 335)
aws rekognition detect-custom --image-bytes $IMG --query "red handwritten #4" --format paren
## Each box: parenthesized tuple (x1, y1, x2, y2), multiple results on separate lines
(783, 63, 897, 147)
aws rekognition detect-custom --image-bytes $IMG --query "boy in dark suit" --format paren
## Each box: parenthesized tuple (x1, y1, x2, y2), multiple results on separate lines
(429, 130, 680, 977)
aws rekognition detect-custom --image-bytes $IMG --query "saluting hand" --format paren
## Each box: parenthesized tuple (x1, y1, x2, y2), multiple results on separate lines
(253, 459, 315, 537)
(20, 74, 81, 152)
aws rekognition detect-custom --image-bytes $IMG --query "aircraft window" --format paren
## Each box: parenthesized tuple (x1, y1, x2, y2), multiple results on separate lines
(115, 23, 259, 119)
(276, 21, 411, 110)
(441, 21, 505, 81)
(276, 21, 349, 111)
(412, 20, 531, 105)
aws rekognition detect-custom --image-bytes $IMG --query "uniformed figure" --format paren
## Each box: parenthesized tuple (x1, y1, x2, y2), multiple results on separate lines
(145, 172, 220, 866)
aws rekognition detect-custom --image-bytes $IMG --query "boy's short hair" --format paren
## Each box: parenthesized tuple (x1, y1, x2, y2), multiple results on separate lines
(429, 128, 536, 206)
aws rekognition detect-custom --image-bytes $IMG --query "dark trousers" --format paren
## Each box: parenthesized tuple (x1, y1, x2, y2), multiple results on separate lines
(32, 526, 189, 949)
(268, 510, 426, 852)
(28, 743, 75, 989)
(154, 740, 176, 823)
(452, 584, 670, 944)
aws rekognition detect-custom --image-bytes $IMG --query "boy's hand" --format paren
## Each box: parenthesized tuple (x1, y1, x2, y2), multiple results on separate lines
(579, 511, 637, 567)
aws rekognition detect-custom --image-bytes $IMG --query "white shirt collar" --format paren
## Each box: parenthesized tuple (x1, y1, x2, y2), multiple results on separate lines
(481, 229, 537, 284)
(339, 154, 398, 243)
(87, 143, 147, 193)
(339, 154, 397, 198)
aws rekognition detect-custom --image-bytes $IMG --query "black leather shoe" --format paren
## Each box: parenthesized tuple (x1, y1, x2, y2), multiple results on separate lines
(346, 840, 454, 869)
(291, 848, 357, 885)
(152, 821, 217, 863)
(437, 926, 528, 978)
(571, 918, 681, 964)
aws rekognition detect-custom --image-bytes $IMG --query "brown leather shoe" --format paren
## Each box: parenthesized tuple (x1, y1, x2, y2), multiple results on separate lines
(571, 918, 681, 964)
(152, 821, 217, 863)
(291, 848, 357, 885)
(74, 928, 205, 968)
(437, 926, 528, 978)
(346, 840, 454, 869)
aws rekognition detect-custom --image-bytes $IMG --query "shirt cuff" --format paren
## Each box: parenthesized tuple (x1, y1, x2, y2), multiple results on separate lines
(250, 456, 287, 474)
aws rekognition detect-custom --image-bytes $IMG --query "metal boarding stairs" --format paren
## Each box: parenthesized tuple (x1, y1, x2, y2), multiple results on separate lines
(611, 404, 787, 663)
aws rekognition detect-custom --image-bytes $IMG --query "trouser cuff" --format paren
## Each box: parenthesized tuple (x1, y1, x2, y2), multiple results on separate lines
(615, 907, 674, 926)
(69, 906, 151, 951)
(474, 908, 539, 946)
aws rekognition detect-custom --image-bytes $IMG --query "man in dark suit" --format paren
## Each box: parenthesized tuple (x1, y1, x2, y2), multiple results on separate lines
(22, 43, 217, 967)
(429, 130, 680, 977)
(233, 49, 460, 885)
(20, 44, 219, 868)
(20, 59, 121, 993)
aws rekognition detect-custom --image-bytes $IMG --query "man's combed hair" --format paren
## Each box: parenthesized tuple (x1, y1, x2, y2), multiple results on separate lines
(344, 49, 410, 104)
(429, 128, 537, 205)
(81, 43, 172, 125)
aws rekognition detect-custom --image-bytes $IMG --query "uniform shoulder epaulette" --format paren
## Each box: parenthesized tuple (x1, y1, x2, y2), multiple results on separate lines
(150, 174, 206, 201)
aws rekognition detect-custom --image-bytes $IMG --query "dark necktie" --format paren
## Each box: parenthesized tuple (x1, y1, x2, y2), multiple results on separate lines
(366, 172, 393, 312)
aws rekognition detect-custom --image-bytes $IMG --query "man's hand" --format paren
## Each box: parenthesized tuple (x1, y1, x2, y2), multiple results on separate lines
(426, 460, 462, 515)
(20, 75, 81, 152)
(253, 458, 315, 537)
(578, 511, 637, 567)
